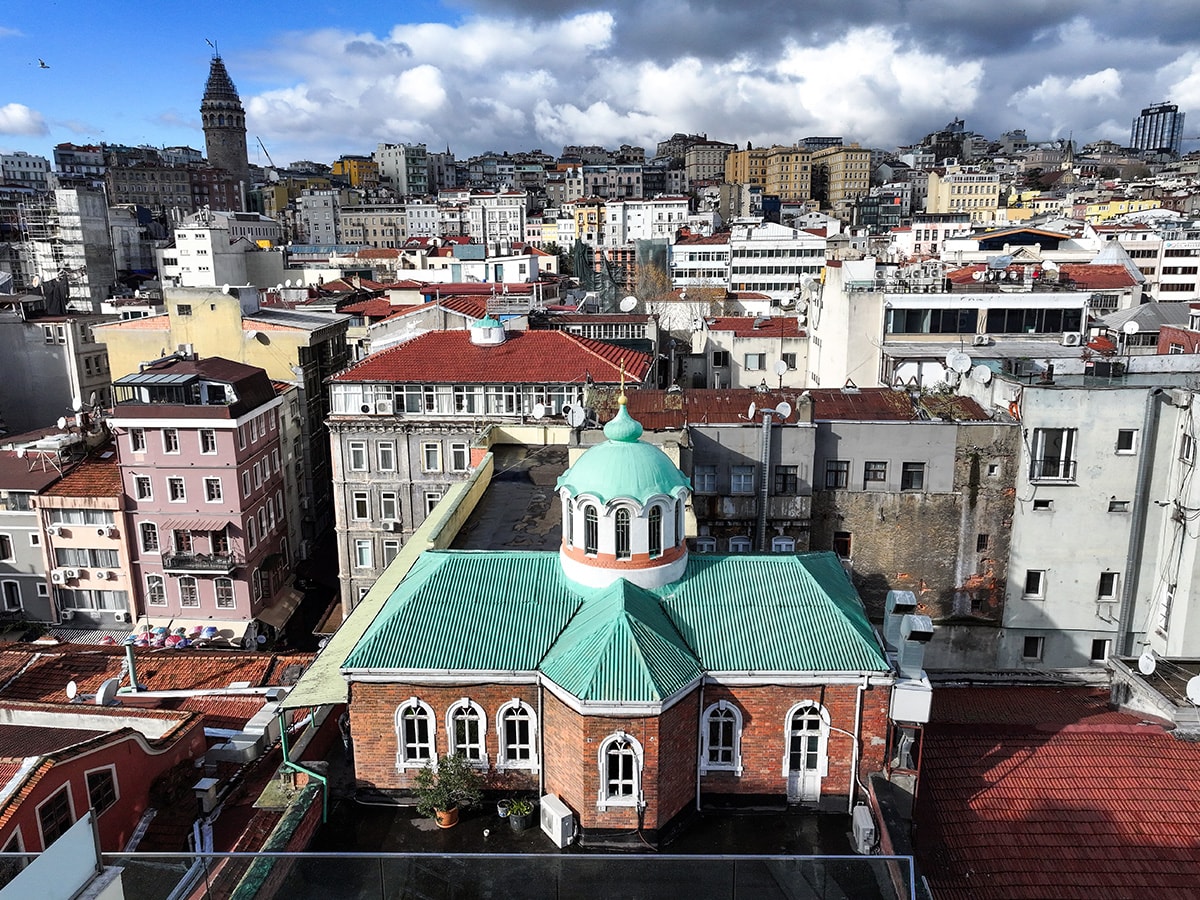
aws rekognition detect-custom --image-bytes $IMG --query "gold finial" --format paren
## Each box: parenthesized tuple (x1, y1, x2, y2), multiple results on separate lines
(619, 358, 627, 406)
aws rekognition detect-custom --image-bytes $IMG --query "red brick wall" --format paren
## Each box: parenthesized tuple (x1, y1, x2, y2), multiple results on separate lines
(1157, 324, 1200, 355)
(349, 682, 540, 792)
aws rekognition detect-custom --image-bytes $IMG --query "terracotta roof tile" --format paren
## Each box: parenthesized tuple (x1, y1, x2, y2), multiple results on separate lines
(94, 314, 170, 331)
(339, 298, 401, 318)
(438, 296, 490, 319)
(1059, 264, 1139, 289)
(330, 330, 650, 385)
(42, 453, 122, 497)
(173, 695, 265, 731)
(708, 316, 804, 338)
(0, 723, 108, 756)
(812, 388, 989, 422)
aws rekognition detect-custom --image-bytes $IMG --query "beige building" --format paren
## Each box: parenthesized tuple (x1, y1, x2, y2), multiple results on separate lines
(925, 165, 1003, 224)
(811, 145, 872, 217)
(724, 146, 813, 202)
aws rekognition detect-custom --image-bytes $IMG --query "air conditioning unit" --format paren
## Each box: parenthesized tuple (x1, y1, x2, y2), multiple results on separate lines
(60, 609, 75, 621)
(1061, 331, 1082, 347)
(62, 568, 79, 580)
(106, 525, 118, 537)
(972, 334, 992, 347)
(381, 520, 397, 532)
(51, 569, 66, 584)
(375, 399, 394, 415)
(359, 404, 372, 414)
(113, 610, 130, 624)
(852, 804, 877, 854)
(47, 524, 63, 537)
(540, 794, 576, 848)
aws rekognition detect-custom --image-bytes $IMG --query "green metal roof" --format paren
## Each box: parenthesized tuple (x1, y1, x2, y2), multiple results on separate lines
(540, 579, 702, 703)
(342, 550, 888, 702)
(556, 404, 690, 504)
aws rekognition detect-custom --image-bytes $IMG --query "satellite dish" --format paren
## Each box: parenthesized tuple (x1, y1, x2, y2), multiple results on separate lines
(95, 677, 120, 706)
(56, 416, 68, 430)
(566, 405, 586, 428)
(66, 680, 78, 700)
(246, 330, 259, 340)
(971, 271, 984, 281)
(776, 401, 793, 420)
(970, 364, 992, 385)
(773, 359, 789, 376)
(1138, 651, 1157, 675)
(532, 403, 546, 419)
(1186, 675, 1200, 705)
(1122, 320, 1139, 336)
(15, 448, 25, 458)
(947, 351, 973, 374)
(285, 279, 293, 288)
(679, 290, 687, 301)
(619, 295, 637, 312)
(276, 283, 284, 292)
(748, 402, 757, 419)
(30, 275, 41, 288)
(221, 283, 230, 295)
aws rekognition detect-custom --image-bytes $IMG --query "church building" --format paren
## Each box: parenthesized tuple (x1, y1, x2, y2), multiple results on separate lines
(342, 395, 921, 841)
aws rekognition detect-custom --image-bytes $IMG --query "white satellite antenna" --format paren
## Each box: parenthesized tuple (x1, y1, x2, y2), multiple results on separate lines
(276, 283, 284, 292)
(776, 401, 793, 420)
(971, 271, 984, 281)
(619, 296, 637, 312)
(285, 279, 293, 288)
(56, 416, 68, 430)
(30, 275, 41, 288)
(246, 330, 259, 340)
(747, 401, 757, 419)
(221, 283, 230, 295)
(773, 359, 789, 377)
(946, 350, 973, 374)
(1137, 651, 1157, 675)
(1186, 675, 1200, 705)
(1122, 320, 1139, 337)
(970, 364, 993, 385)
(532, 403, 546, 419)
(95, 677, 120, 706)
(65, 680, 78, 701)
(566, 405, 586, 428)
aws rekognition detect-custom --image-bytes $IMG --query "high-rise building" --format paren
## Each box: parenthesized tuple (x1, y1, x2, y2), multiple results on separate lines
(201, 55, 250, 209)
(1130, 102, 1185, 157)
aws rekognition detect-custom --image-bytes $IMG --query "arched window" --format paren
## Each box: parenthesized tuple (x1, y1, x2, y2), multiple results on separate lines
(446, 698, 487, 765)
(597, 732, 644, 810)
(496, 700, 538, 771)
(564, 499, 574, 546)
(700, 701, 744, 775)
(676, 499, 685, 547)
(394, 698, 435, 770)
(771, 536, 796, 553)
(729, 536, 752, 553)
(615, 508, 631, 560)
(648, 506, 663, 558)
(782, 702, 830, 803)
(584, 505, 598, 555)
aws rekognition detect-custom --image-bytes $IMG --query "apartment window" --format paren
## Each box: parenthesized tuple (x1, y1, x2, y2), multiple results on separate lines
(2, 582, 20, 612)
(422, 442, 442, 472)
(130, 428, 146, 452)
(204, 478, 222, 502)
(1090, 638, 1111, 663)
(134, 476, 152, 500)
(37, 787, 74, 848)
(1115, 429, 1137, 454)
(177, 304, 192, 316)
(646, 505, 664, 558)
(348, 441, 368, 471)
(863, 461, 887, 486)
(167, 477, 185, 502)
(86, 767, 118, 814)
(1022, 636, 1044, 661)
(252, 568, 262, 602)
(700, 701, 743, 775)
(900, 462, 925, 491)
(352, 491, 369, 520)
(833, 531, 852, 558)
(146, 574, 166, 606)
(1033, 499, 1053, 511)
(1097, 571, 1120, 602)
(179, 576, 199, 608)
(825, 460, 849, 489)
(423, 492, 442, 516)
(1030, 428, 1077, 481)
(695, 536, 717, 553)
(731, 465, 755, 494)
(976, 534, 990, 552)
(694, 464, 717, 493)
(744, 353, 766, 371)
(162, 428, 179, 454)
(447, 699, 488, 764)
(615, 508, 632, 560)
(200, 429, 217, 454)
(1181, 433, 1195, 465)
(782, 352, 797, 370)
(449, 442, 469, 472)
(237, 426, 246, 450)
(241, 471, 251, 497)
(598, 732, 642, 809)
(354, 539, 373, 568)
(729, 536, 752, 553)
(774, 465, 798, 494)
(215, 577, 235, 609)
(772, 536, 796, 553)
(396, 699, 436, 769)
(377, 441, 396, 472)
(1023, 569, 1046, 598)
(497, 701, 538, 770)
(382, 538, 401, 566)
(712, 351, 730, 367)
(140, 523, 159, 553)
(1108, 500, 1130, 513)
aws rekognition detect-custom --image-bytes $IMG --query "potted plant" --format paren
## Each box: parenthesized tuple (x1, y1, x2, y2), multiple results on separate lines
(413, 754, 484, 829)
(496, 799, 511, 818)
(508, 797, 536, 832)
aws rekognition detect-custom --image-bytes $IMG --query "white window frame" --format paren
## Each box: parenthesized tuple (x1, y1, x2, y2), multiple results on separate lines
(421, 442, 442, 473)
(694, 536, 717, 553)
(729, 536, 752, 553)
(167, 477, 186, 503)
(596, 731, 644, 811)
(495, 699, 539, 772)
(449, 442, 469, 473)
(730, 465, 754, 494)
(0, 534, 12, 562)
(781, 701, 831, 779)
(351, 491, 369, 521)
(1097, 571, 1120, 603)
(215, 577, 235, 609)
(1022, 635, 1045, 661)
(1115, 429, 1138, 455)
(1, 580, 21, 612)
(700, 700, 744, 776)
(1030, 427, 1077, 481)
(348, 440, 368, 472)
(354, 539, 373, 569)
(377, 441, 396, 472)
(204, 477, 223, 503)
(178, 576, 199, 608)
(162, 428, 180, 454)
(771, 536, 796, 553)
(424, 492, 442, 516)
(130, 428, 146, 453)
(743, 353, 766, 371)
(134, 475, 152, 500)
(200, 429, 218, 454)
(445, 698, 489, 766)
(140, 522, 159, 554)
(395, 698, 436, 770)
(1023, 569, 1046, 599)
(146, 574, 166, 606)
(84, 764, 119, 815)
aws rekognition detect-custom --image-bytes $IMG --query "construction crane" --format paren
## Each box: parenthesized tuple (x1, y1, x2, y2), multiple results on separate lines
(256, 136, 275, 169)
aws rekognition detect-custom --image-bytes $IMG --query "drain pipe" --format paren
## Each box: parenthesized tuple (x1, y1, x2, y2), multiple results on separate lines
(695, 681, 705, 813)
(537, 681, 545, 798)
(278, 709, 329, 822)
(849, 675, 868, 814)
(1118, 388, 1165, 656)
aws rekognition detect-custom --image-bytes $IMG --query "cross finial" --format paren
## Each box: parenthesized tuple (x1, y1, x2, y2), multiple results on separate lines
(619, 358, 627, 405)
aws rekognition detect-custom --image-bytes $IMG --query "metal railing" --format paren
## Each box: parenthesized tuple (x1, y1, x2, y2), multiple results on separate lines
(161, 552, 241, 574)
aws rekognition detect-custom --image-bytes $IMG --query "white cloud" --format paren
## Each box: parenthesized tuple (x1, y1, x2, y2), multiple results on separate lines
(0, 103, 47, 136)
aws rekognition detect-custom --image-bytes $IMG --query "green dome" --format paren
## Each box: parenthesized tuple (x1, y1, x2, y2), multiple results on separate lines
(471, 315, 501, 328)
(557, 400, 691, 504)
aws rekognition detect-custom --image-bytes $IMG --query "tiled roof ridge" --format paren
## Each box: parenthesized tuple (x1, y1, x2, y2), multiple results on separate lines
(0, 651, 43, 697)
(562, 332, 646, 379)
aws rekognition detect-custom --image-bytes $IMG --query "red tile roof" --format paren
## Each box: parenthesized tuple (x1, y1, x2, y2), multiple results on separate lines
(812, 388, 989, 422)
(331, 330, 650, 384)
(708, 316, 804, 338)
(419, 282, 536, 296)
(917, 686, 1200, 900)
(42, 453, 122, 497)
(438, 296, 490, 319)
(172, 695, 266, 731)
(0, 723, 108, 756)
(339, 298, 402, 319)
(1059, 264, 1138, 289)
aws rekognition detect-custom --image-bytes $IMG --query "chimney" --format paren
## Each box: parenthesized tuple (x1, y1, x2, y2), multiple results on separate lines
(896, 614, 934, 679)
(883, 590, 917, 651)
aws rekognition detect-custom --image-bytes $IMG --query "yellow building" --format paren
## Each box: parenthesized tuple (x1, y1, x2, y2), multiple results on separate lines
(568, 198, 606, 245)
(925, 165, 1003, 224)
(724, 145, 813, 201)
(331, 156, 380, 190)
(811, 144, 872, 213)
(1084, 197, 1162, 223)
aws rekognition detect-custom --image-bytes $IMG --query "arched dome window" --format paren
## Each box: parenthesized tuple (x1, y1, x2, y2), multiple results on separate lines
(584, 506, 598, 556)
(648, 506, 663, 558)
(615, 509, 631, 560)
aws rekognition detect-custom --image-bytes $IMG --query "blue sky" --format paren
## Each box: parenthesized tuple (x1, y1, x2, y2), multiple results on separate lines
(4, 1, 1200, 165)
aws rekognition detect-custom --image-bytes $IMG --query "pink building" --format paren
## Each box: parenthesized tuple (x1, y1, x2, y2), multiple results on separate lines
(109, 356, 292, 637)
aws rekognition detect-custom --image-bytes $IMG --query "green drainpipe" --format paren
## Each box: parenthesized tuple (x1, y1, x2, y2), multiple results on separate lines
(277, 710, 328, 823)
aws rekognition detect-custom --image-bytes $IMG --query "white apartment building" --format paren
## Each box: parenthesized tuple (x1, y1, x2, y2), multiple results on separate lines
(604, 197, 689, 246)
(564, 165, 643, 202)
(670, 234, 731, 289)
(297, 190, 340, 245)
(1, 152, 51, 190)
(339, 204, 406, 248)
(373, 142, 429, 196)
(728, 220, 826, 301)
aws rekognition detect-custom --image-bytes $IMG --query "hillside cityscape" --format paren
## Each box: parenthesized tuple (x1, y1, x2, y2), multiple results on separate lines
(0, 52, 1198, 900)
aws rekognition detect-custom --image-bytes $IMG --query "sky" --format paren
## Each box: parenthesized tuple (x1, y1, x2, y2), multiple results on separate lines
(4, 1, 1200, 167)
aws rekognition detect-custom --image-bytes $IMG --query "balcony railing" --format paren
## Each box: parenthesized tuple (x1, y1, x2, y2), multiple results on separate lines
(161, 552, 240, 574)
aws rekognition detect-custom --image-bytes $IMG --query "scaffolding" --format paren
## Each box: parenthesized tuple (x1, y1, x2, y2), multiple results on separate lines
(19, 189, 115, 310)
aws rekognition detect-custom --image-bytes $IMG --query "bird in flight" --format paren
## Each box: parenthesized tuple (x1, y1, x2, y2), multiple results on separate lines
(38, 58, 49, 68)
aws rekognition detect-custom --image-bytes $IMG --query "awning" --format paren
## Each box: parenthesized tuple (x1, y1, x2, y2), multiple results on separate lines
(257, 588, 303, 630)
(162, 517, 231, 532)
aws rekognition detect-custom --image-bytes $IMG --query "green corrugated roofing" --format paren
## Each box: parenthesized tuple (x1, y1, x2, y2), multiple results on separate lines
(540, 580, 702, 703)
(343, 550, 888, 701)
